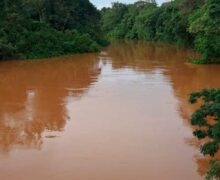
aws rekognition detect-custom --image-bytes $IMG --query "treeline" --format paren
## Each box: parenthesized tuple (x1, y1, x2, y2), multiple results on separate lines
(101, 0, 220, 64)
(0, 0, 107, 60)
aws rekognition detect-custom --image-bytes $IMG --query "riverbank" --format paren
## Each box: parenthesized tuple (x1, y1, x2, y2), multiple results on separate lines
(101, 0, 220, 64)
(0, 0, 106, 60)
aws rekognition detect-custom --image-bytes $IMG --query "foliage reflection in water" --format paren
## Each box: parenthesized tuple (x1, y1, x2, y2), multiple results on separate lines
(0, 41, 220, 180)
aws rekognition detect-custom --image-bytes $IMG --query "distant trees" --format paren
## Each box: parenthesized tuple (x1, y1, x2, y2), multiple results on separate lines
(0, 0, 107, 60)
(101, 3, 128, 33)
(101, 0, 220, 64)
(1, 0, 218, 62)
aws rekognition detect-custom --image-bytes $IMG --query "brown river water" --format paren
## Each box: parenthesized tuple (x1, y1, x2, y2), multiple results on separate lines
(0, 41, 220, 180)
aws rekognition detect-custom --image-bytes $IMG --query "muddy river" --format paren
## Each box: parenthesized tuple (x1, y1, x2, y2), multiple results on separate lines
(0, 41, 220, 180)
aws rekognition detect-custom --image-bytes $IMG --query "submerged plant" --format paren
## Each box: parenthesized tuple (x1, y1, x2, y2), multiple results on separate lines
(206, 160, 220, 180)
(189, 89, 220, 179)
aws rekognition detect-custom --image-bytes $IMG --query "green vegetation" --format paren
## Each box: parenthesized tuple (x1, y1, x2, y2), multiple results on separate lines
(189, 89, 220, 179)
(0, 0, 107, 60)
(206, 160, 220, 180)
(101, 0, 220, 64)
(1, 0, 218, 62)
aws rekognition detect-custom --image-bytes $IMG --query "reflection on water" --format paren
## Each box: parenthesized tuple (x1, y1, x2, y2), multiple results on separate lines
(107, 41, 220, 178)
(0, 41, 220, 180)
(0, 54, 100, 153)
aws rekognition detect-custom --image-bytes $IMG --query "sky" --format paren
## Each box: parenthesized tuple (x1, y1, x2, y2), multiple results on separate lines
(90, 0, 170, 9)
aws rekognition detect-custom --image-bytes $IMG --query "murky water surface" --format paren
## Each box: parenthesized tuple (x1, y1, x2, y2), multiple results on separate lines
(0, 41, 220, 180)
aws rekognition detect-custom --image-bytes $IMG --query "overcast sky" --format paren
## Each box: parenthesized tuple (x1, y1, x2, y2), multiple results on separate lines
(90, 0, 170, 9)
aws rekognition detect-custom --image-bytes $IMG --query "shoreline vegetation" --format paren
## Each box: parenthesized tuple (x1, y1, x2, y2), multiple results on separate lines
(0, 0, 108, 60)
(0, 0, 219, 63)
(189, 89, 220, 180)
(101, 0, 220, 64)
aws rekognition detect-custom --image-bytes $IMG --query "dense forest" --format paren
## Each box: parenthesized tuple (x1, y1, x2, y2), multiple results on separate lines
(101, 0, 220, 64)
(0, 0, 219, 63)
(0, 0, 107, 59)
